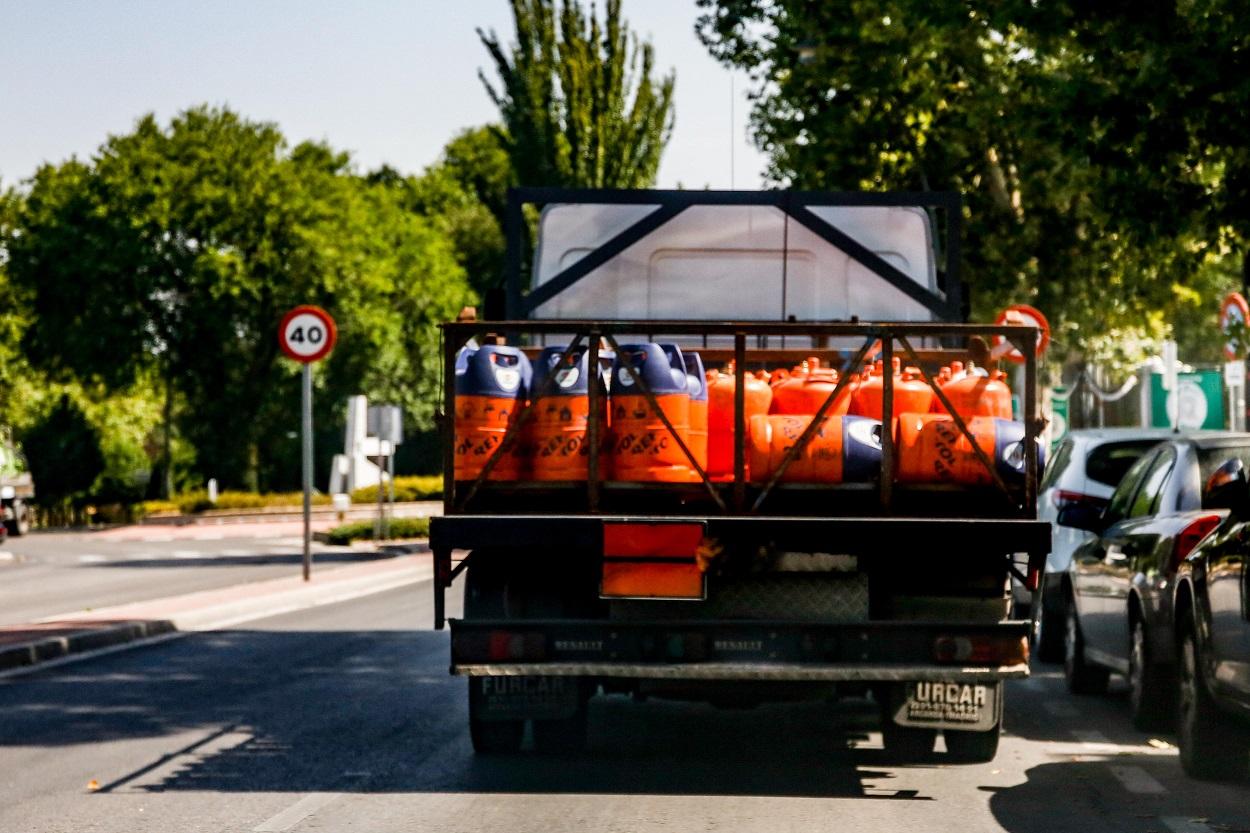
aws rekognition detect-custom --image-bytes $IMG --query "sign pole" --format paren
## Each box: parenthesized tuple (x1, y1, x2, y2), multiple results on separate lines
(302, 363, 313, 582)
(278, 304, 337, 583)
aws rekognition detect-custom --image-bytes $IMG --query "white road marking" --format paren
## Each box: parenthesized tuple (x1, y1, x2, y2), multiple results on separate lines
(1044, 701, 1079, 717)
(1108, 764, 1166, 794)
(198, 532, 224, 540)
(171, 550, 202, 559)
(77, 554, 108, 563)
(0, 550, 16, 562)
(220, 549, 255, 557)
(254, 792, 342, 831)
(1162, 818, 1212, 833)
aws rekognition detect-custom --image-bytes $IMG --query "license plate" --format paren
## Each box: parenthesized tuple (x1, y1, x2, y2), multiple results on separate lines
(474, 676, 579, 721)
(893, 681, 999, 732)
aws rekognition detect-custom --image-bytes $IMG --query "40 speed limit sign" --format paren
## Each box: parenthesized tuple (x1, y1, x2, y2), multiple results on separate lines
(279, 305, 337, 363)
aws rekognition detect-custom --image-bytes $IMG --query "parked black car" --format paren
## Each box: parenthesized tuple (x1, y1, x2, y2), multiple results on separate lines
(1173, 456, 1250, 780)
(1056, 433, 1250, 730)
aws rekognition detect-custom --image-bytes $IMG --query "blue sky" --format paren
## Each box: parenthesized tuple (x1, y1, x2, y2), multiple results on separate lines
(0, 0, 769, 188)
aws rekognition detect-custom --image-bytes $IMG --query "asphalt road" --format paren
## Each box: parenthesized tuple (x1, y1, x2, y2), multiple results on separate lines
(2, 577, 1249, 833)
(0, 528, 369, 626)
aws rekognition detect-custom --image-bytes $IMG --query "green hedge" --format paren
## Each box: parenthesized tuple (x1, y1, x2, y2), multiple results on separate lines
(324, 517, 430, 545)
(137, 476, 445, 517)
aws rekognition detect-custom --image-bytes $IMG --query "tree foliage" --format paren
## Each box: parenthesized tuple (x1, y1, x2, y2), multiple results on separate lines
(22, 395, 104, 509)
(480, 0, 676, 188)
(696, 1, 1247, 374)
(5, 107, 472, 490)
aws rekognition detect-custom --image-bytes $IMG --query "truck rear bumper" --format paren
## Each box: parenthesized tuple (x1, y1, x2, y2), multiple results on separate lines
(454, 661, 1028, 682)
(450, 618, 1031, 682)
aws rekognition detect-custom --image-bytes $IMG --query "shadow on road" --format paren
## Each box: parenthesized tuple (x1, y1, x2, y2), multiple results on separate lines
(0, 628, 953, 799)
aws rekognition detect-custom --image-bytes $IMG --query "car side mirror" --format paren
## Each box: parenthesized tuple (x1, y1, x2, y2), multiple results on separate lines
(1205, 458, 1250, 518)
(1056, 502, 1105, 533)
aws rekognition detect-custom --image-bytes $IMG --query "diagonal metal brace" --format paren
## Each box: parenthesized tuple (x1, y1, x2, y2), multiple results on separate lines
(750, 336, 878, 514)
(897, 335, 1014, 499)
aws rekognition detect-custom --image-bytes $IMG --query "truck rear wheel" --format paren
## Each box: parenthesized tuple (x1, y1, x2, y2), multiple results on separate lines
(532, 679, 593, 754)
(880, 716, 936, 762)
(944, 724, 1000, 763)
(468, 680, 525, 754)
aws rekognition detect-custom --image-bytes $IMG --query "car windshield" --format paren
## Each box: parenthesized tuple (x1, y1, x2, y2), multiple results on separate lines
(1198, 445, 1250, 491)
(1085, 440, 1163, 488)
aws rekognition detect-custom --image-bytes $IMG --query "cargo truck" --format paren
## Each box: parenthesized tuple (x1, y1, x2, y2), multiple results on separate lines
(430, 189, 1050, 762)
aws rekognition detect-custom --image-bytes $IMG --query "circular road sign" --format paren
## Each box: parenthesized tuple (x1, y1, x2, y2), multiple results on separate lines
(1220, 292, 1249, 361)
(992, 304, 1051, 364)
(279, 305, 337, 363)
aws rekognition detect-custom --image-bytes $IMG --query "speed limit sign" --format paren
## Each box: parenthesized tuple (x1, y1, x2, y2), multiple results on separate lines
(279, 305, 337, 363)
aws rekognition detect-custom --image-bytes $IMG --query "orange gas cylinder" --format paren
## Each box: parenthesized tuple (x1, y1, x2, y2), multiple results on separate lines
(937, 365, 1013, 419)
(748, 414, 882, 483)
(770, 357, 851, 415)
(895, 413, 1029, 485)
(929, 367, 953, 412)
(707, 363, 773, 479)
(769, 367, 791, 387)
(850, 358, 933, 418)
(454, 345, 532, 480)
(528, 345, 605, 481)
(609, 342, 693, 482)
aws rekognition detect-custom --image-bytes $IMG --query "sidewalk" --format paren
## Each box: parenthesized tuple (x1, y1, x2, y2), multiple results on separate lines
(0, 546, 432, 674)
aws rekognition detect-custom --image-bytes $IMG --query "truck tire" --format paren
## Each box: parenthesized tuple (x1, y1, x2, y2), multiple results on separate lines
(532, 679, 593, 754)
(1129, 617, 1174, 732)
(944, 724, 1000, 763)
(4, 500, 29, 537)
(1178, 621, 1249, 781)
(468, 679, 525, 754)
(880, 712, 935, 763)
(1064, 599, 1109, 695)
(464, 553, 525, 754)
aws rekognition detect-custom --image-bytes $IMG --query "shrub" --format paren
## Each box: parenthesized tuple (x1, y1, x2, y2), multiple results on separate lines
(349, 475, 443, 503)
(324, 516, 430, 545)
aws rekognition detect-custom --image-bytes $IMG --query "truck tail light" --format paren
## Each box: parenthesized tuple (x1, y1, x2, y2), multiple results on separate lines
(1169, 514, 1221, 572)
(934, 634, 1028, 665)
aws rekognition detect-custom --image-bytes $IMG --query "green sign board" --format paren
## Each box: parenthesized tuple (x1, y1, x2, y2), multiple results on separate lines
(1049, 386, 1069, 450)
(1150, 370, 1224, 430)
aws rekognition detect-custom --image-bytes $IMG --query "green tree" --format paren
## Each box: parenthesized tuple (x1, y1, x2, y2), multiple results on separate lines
(480, 0, 676, 188)
(22, 395, 104, 518)
(6, 107, 472, 491)
(696, 1, 1246, 375)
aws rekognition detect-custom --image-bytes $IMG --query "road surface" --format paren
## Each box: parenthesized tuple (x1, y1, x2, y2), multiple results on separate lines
(2, 574, 1248, 833)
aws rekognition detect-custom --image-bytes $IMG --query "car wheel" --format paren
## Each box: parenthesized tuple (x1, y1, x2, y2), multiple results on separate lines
(1177, 621, 1249, 781)
(945, 724, 1000, 763)
(1128, 617, 1174, 731)
(1032, 584, 1065, 663)
(1064, 599, 1109, 695)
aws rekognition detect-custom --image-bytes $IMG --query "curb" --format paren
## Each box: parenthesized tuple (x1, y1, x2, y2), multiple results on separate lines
(0, 554, 433, 678)
(0, 619, 178, 672)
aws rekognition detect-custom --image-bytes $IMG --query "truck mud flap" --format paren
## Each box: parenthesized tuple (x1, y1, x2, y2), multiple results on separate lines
(891, 681, 1003, 732)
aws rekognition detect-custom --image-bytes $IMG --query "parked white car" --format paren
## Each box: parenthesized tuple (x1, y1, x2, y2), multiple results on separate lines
(1028, 428, 1178, 661)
